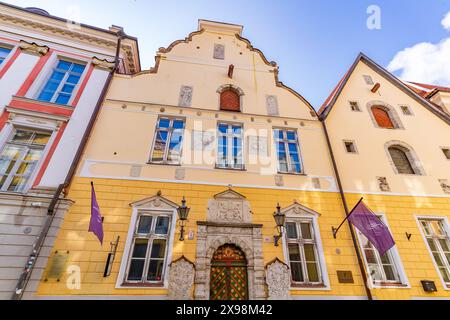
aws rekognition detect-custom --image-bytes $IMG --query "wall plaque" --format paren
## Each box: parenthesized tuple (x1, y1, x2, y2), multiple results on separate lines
(337, 270, 354, 284)
(46, 251, 69, 280)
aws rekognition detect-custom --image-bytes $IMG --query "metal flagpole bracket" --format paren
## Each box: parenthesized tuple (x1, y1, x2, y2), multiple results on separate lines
(104, 235, 120, 277)
(331, 197, 364, 239)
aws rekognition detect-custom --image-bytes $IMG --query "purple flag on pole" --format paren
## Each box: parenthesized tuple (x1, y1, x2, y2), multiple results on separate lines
(89, 182, 104, 245)
(348, 200, 395, 256)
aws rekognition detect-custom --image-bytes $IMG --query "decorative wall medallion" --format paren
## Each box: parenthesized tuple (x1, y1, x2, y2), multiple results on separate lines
(19, 40, 49, 56)
(439, 179, 450, 194)
(275, 175, 284, 187)
(266, 259, 291, 300)
(130, 165, 142, 178)
(266, 95, 279, 116)
(168, 256, 195, 300)
(178, 86, 193, 107)
(377, 176, 391, 192)
(311, 177, 321, 189)
(213, 44, 225, 59)
(175, 168, 186, 180)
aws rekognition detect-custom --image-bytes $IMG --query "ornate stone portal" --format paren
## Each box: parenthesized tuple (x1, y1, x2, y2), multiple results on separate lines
(194, 189, 265, 300)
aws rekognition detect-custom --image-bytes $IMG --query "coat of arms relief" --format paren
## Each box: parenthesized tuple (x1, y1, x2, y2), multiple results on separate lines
(207, 189, 252, 224)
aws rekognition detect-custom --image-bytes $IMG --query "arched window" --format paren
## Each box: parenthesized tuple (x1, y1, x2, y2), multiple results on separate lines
(388, 146, 415, 174)
(372, 106, 395, 128)
(220, 89, 240, 112)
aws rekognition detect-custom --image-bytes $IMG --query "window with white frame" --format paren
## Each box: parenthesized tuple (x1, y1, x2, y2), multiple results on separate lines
(150, 117, 185, 165)
(37, 59, 86, 105)
(0, 128, 51, 192)
(357, 218, 403, 285)
(0, 46, 12, 65)
(124, 211, 171, 284)
(217, 123, 243, 169)
(285, 220, 322, 284)
(419, 219, 450, 286)
(274, 129, 302, 174)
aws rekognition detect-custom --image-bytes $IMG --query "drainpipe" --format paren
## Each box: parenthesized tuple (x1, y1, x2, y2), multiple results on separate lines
(320, 119, 373, 300)
(11, 31, 124, 300)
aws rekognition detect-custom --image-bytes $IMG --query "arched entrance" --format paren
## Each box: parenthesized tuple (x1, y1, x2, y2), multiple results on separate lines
(210, 244, 249, 300)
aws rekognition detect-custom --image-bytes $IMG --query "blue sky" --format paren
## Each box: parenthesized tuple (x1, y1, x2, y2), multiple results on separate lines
(4, 0, 450, 109)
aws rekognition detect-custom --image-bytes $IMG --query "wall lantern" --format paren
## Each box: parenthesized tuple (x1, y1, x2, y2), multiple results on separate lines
(273, 203, 286, 247)
(177, 196, 190, 241)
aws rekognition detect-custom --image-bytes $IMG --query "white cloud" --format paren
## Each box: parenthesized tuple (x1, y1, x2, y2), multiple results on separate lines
(387, 12, 450, 86)
(442, 11, 450, 30)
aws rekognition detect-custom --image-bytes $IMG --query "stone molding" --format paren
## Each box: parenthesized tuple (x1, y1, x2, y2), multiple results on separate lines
(384, 140, 425, 176)
(366, 100, 404, 130)
(92, 56, 115, 71)
(19, 40, 49, 56)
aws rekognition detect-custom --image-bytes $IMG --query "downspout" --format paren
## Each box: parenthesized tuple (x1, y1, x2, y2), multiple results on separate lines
(320, 119, 373, 300)
(12, 31, 124, 300)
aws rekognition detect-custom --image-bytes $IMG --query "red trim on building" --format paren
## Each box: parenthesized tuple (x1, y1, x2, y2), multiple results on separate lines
(0, 110, 9, 131)
(0, 36, 19, 44)
(71, 63, 94, 107)
(0, 48, 21, 79)
(9, 98, 73, 117)
(16, 50, 53, 97)
(33, 122, 67, 187)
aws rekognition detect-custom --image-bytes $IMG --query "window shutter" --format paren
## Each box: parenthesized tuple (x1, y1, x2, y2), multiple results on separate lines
(389, 147, 415, 174)
(220, 89, 240, 111)
(372, 107, 395, 128)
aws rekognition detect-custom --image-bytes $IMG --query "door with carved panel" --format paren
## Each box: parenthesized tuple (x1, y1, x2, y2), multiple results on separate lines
(210, 244, 248, 300)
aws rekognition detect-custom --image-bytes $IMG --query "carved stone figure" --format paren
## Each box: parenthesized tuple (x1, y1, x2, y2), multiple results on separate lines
(275, 175, 284, 187)
(439, 179, 450, 194)
(168, 256, 195, 300)
(179, 86, 193, 107)
(377, 176, 391, 192)
(207, 189, 252, 223)
(266, 259, 291, 300)
(175, 168, 185, 180)
(266, 96, 279, 116)
(213, 44, 225, 59)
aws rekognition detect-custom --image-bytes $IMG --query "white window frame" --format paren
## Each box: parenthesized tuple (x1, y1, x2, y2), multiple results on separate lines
(356, 213, 409, 289)
(273, 128, 304, 175)
(281, 204, 330, 290)
(0, 111, 60, 193)
(116, 205, 177, 289)
(26, 52, 90, 106)
(216, 122, 245, 170)
(149, 117, 186, 165)
(415, 215, 450, 290)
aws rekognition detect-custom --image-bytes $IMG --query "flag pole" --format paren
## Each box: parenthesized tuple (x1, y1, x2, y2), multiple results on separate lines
(332, 197, 363, 239)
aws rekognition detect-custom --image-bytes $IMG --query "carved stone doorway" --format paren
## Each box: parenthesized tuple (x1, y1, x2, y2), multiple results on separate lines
(210, 244, 249, 300)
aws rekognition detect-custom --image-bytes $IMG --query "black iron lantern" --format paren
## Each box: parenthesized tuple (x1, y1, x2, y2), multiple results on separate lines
(177, 197, 190, 241)
(273, 203, 286, 246)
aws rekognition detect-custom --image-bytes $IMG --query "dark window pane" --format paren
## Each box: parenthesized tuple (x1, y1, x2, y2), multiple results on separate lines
(304, 244, 316, 261)
(172, 120, 185, 129)
(131, 239, 148, 258)
(290, 262, 304, 282)
(137, 216, 152, 234)
(155, 217, 169, 234)
(57, 60, 71, 70)
(307, 262, 320, 282)
(288, 244, 301, 261)
(300, 223, 312, 239)
(147, 260, 164, 281)
(286, 131, 296, 140)
(364, 249, 377, 264)
(158, 118, 170, 128)
(286, 222, 298, 239)
(218, 124, 228, 134)
(72, 63, 86, 74)
(150, 239, 166, 258)
(127, 260, 145, 281)
(383, 265, 397, 281)
(55, 94, 70, 105)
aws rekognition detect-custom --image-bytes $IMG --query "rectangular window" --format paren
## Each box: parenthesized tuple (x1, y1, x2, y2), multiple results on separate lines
(400, 105, 412, 115)
(344, 141, 357, 153)
(274, 129, 302, 174)
(216, 123, 243, 169)
(441, 148, 450, 160)
(349, 101, 361, 112)
(38, 59, 86, 105)
(363, 75, 374, 85)
(150, 118, 185, 165)
(0, 128, 51, 192)
(286, 220, 322, 284)
(0, 46, 12, 65)
(419, 219, 450, 287)
(358, 229, 401, 284)
(126, 212, 171, 284)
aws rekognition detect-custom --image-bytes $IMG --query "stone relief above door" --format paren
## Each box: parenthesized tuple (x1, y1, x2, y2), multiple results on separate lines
(206, 188, 252, 224)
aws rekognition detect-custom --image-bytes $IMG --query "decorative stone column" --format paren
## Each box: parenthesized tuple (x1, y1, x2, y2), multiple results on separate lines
(168, 256, 195, 300)
(266, 258, 291, 300)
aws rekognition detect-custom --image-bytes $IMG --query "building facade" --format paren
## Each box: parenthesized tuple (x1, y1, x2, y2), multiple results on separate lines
(26, 19, 450, 300)
(0, 3, 139, 299)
